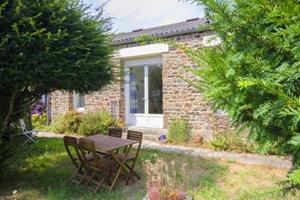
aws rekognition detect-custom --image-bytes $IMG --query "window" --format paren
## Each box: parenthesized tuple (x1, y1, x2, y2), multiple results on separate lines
(148, 64, 163, 114)
(73, 92, 85, 111)
(129, 66, 145, 113)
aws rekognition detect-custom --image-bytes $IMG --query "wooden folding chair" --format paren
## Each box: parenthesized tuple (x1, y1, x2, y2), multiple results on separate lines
(108, 127, 123, 138)
(118, 130, 143, 185)
(108, 127, 123, 154)
(78, 138, 115, 192)
(63, 136, 88, 184)
(19, 119, 38, 144)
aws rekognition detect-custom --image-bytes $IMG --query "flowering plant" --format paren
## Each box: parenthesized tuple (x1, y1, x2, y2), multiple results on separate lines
(31, 99, 47, 128)
(144, 158, 188, 200)
(31, 100, 46, 116)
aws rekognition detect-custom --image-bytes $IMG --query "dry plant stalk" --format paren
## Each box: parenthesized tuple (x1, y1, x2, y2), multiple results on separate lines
(144, 158, 188, 200)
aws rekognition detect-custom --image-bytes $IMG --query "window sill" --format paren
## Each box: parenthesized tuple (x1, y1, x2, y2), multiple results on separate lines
(75, 107, 86, 113)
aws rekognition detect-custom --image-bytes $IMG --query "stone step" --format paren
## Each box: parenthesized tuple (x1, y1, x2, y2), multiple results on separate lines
(125, 126, 168, 141)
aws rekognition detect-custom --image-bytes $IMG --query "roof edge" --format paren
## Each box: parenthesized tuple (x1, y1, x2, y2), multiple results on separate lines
(113, 17, 209, 45)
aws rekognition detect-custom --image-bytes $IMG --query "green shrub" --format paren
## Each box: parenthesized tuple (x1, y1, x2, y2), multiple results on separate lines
(49, 111, 122, 135)
(211, 132, 258, 153)
(78, 111, 115, 136)
(31, 113, 47, 129)
(114, 118, 125, 129)
(49, 115, 65, 133)
(185, 0, 300, 191)
(50, 111, 82, 134)
(168, 119, 189, 144)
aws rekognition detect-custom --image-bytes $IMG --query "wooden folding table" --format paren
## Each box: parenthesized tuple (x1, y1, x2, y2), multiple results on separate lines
(85, 134, 138, 191)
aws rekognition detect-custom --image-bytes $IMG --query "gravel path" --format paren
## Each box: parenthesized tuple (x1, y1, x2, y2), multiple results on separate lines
(37, 131, 293, 169)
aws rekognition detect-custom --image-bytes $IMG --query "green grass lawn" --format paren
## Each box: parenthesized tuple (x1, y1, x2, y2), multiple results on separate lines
(0, 137, 299, 200)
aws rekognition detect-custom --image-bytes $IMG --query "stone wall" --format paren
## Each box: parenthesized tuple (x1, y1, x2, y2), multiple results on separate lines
(161, 50, 230, 141)
(50, 91, 72, 121)
(161, 32, 231, 141)
(50, 58, 125, 121)
(84, 57, 124, 118)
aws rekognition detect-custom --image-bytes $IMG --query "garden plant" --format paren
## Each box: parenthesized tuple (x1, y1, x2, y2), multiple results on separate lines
(0, 0, 114, 141)
(186, 0, 300, 192)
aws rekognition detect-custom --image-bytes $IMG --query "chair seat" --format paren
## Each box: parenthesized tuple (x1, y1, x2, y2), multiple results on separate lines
(117, 153, 135, 161)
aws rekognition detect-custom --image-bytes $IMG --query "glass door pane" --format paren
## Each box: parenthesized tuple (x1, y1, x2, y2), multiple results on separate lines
(129, 66, 145, 113)
(148, 64, 163, 114)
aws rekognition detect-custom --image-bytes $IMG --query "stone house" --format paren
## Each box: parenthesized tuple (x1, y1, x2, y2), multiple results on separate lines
(49, 18, 231, 141)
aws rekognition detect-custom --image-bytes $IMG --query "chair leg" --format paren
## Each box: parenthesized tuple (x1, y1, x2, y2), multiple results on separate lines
(69, 165, 84, 183)
(23, 134, 38, 145)
(78, 171, 89, 185)
(23, 139, 30, 145)
(85, 171, 96, 187)
(31, 136, 38, 143)
(94, 178, 105, 193)
(125, 163, 140, 180)
(69, 168, 79, 182)
(106, 170, 114, 185)
(125, 169, 133, 185)
(109, 167, 122, 192)
(125, 160, 140, 185)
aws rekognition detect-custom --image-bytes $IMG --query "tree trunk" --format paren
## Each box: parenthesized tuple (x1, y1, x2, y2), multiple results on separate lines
(1, 90, 17, 141)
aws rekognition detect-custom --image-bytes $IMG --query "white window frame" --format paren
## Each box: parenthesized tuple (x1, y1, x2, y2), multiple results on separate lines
(73, 92, 85, 112)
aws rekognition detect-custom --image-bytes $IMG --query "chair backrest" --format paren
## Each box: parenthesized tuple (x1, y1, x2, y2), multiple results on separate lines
(78, 138, 98, 161)
(78, 138, 103, 169)
(108, 127, 122, 138)
(78, 138, 96, 153)
(127, 130, 143, 143)
(127, 130, 143, 158)
(63, 136, 81, 167)
(19, 119, 28, 132)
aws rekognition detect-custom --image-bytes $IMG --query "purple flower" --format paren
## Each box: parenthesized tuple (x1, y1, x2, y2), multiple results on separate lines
(31, 99, 46, 116)
(159, 134, 166, 141)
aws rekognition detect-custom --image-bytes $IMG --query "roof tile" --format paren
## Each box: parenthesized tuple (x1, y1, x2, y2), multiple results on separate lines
(113, 17, 209, 45)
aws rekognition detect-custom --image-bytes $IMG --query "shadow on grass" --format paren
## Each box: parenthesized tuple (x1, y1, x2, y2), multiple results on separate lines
(0, 137, 226, 200)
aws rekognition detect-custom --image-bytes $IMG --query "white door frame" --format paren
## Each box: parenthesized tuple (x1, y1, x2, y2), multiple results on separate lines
(124, 57, 163, 128)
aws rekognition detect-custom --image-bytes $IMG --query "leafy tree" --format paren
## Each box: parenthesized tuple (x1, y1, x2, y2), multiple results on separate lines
(0, 0, 114, 141)
(186, 0, 300, 191)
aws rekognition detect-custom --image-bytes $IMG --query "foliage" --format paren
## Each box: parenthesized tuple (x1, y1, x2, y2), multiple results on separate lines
(31, 113, 47, 129)
(78, 111, 115, 135)
(49, 111, 121, 135)
(185, 0, 300, 191)
(144, 158, 188, 200)
(114, 118, 126, 129)
(31, 98, 47, 129)
(211, 131, 258, 153)
(50, 111, 83, 134)
(168, 119, 189, 144)
(0, 0, 114, 141)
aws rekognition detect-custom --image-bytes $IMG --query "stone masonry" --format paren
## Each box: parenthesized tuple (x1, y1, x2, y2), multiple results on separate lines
(50, 58, 124, 121)
(50, 91, 72, 119)
(161, 32, 231, 140)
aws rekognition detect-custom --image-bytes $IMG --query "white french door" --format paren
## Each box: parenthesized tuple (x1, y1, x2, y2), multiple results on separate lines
(125, 57, 163, 128)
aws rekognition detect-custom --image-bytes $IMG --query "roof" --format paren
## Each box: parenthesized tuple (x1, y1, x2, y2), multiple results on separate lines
(113, 17, 209, 45)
